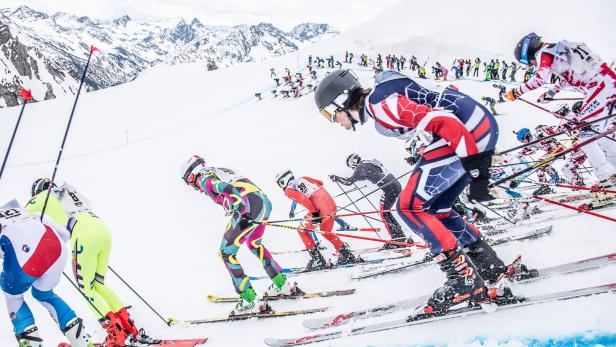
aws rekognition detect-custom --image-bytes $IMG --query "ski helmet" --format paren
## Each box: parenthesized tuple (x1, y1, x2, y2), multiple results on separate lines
(514, 33, 543, 65)
(275, 170, 294, 189)
(31, 178, 56, 197)
(314, 69, 362, 123)
(346, 153, 361, 169)
(516, 128, 532, 142)
(181, 155, 206, 185)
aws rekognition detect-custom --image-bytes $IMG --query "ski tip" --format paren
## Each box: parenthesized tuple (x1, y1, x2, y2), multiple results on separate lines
(281, 268, 294, 273)
(206, 294, 218, 302)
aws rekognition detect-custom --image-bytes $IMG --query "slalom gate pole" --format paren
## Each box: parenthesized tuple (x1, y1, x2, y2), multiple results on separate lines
(499, 112, 616, 155)
(108, 267, 170, 326)
(334, 181, 380, 239)
(533, 196, 616, 223)
(40, 46, 97, 220)
(517, 98, 616, 144)
(261, 221, 427, 248)
(490, 126, 616, 187)
(0, 89, 33, 183)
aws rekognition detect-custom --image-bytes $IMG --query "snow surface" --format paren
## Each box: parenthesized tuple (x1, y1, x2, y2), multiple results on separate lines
(0, 0, 615, 346)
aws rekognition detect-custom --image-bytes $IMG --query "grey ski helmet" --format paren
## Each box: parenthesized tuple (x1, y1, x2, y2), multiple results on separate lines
(31, 178, 56, 196)
(514, 33, 543, 65)
(314, 69, 362, 123)
(346, 153, 361, 169)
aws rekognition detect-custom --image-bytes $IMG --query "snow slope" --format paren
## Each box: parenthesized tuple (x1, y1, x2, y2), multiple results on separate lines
(0, 1, 615, 346)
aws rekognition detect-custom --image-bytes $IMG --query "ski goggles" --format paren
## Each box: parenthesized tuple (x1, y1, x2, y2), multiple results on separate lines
(182, 157, 206, 184)
(319, 93, 350, 122)
(519, 33, 536, 65)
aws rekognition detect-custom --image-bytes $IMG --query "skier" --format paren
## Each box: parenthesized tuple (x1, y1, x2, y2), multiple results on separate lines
(510, 61, 519, 82)
(473, 58, 480, 77)
(492, 84, 507, 103)
(26, 179, 158, 346)
(501, 62, 509, 80)
(506, 32, 616, 187)
(481, 96, 499, 115)
(0, 200, 95, 347)
(275, 170, 362, 270)
(181, 155, 298, 315)
(512, 128, 563, 195)
(329, 154, 411, 248)
(315, 69, 520, 315)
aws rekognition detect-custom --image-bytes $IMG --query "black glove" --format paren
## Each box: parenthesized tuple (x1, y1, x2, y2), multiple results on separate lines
(405, 156, 418, 166)
(310, 210, 323, 226)
(509, 180, 519, 189)
(328, 174, 339, 183)
(460, 151, 498, 202)
(289, 210, 295, 218)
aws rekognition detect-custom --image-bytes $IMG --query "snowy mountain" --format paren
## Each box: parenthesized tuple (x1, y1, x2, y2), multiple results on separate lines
(0, 5, 337, 107)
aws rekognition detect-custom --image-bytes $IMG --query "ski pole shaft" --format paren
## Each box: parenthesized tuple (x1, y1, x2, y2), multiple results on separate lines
(336, 170, 412, 212)
(533, 196, 616, 223)
(334, 181, 380, 239)
(262, 221, 426, 248)
(473, 200, 517, 225)
(490, 126, 616, 187)
(518, 98, 616, 144)
(0, 91, 32, 183)
(40, 47, 97, 221)
(108, 267, 170, 326)
(62, 272, 105, 317)
(499, 112, 616, 155)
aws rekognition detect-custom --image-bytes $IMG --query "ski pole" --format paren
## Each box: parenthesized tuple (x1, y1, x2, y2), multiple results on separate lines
(499, 112, 616, 155)
(336, 170, 412, 213)
(261, 221, 426, 248)
(518, 98, 616, 144)
(0, 89, 33, 184)
(108, 267, 170, 326)
(40, 46, 98, 221)
(334, 181, 380, 239)
(354, 183, 380, 214)
(490, 126, 616, 187)
(533, 196, 616, 223)
(472, 200, 517, 225)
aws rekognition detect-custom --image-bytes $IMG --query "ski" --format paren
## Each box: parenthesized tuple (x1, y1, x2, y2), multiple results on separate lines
(352, 225, 552, 280)
(206, 289, 356, 303)
(304, 251, 616, 329)
(248, 251, 413, 281)
(67, 339, 209, 347)
(267, 283, 616, 346)
(169, 307, 328, 325)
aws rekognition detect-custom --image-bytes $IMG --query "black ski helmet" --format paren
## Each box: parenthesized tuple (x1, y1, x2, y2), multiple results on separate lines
(514, 33, 543, 65)
(31, 178, 56, 196)
(346, 153, 361, 169)
(314, 69, 362, 121)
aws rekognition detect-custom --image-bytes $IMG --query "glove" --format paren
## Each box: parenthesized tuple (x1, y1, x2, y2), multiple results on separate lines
(405, 156, 418, 166)
(289, 210, 295, 218)
(504, 89, 520, 101)
(509, 180, 520, 189)
(310, 210, 323, 226)
(328, 174, 339, 183)
(460, 151, 498, 202)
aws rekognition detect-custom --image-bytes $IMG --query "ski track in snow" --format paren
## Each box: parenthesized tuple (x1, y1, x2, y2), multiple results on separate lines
(1, 1, 616, 346)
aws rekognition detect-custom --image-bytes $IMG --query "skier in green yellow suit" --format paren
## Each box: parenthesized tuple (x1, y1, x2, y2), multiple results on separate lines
(26, 179, 158, 347)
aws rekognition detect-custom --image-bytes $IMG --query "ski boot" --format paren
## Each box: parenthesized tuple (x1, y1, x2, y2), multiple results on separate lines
(230, 287, 271, 316)
(62, 317, 95, 347)
(532, 185, 553, 196)
(305, 246, 330, 271)
(409, 247, 488, 317)
(101, 312, 130, 347)
(464, 238, 508, 284)
(16, 325, 43, 347)
(115, 307, 160, 346)
(263, 273, 302, 298)
(336, 243, 364, 265)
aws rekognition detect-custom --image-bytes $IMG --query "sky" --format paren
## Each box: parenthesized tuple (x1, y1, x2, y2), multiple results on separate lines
(0, 0, 401, 31)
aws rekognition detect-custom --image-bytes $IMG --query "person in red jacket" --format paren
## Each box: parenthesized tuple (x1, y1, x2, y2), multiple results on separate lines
(275, 170, 362, 270)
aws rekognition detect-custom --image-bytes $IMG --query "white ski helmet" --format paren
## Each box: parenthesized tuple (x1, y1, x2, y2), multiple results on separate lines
(346, 153, 361, 169)
(275, 169, 294, 189)
(181, 155, 206, 184)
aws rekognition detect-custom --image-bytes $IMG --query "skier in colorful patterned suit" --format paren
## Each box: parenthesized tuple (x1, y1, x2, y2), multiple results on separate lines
(181, 155, 299, 315)
(26, 179, 158, 347)
(506, 33, 616, 188)
(0, 199, 94, 347)
(314, 69, 521, 315)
